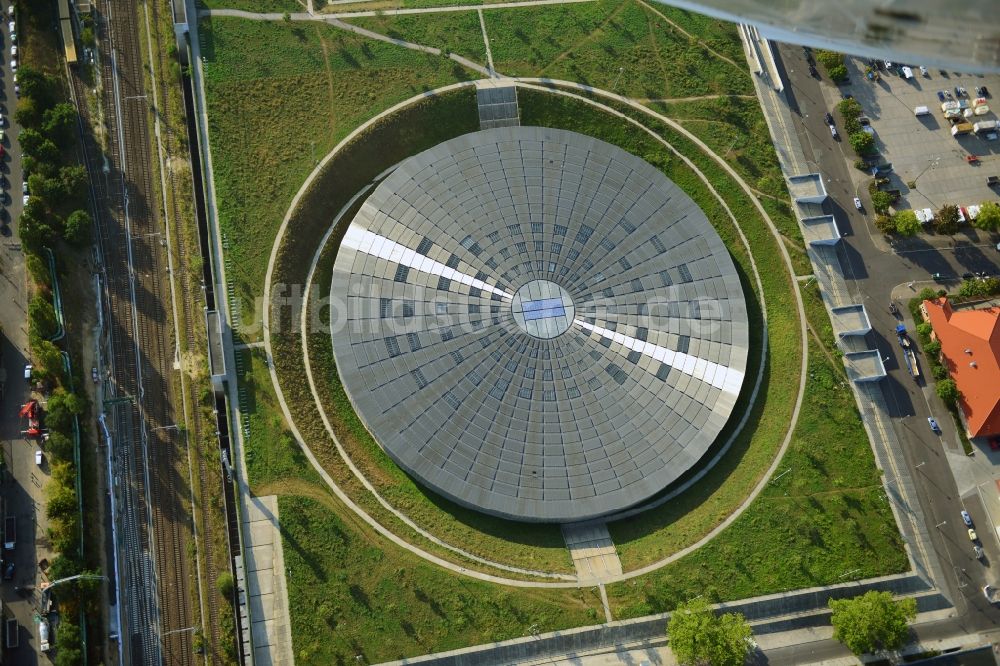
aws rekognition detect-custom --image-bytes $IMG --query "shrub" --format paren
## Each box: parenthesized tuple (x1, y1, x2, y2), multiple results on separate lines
(849, 131, 876, 155)
(958, 277, 1000, 299)
(217, 572, 235, 600)
(871, 190, 893, 213)
(932, 364, 948, 381)
(874, 214, 895, 234)
(816, 49, 844, 70)
(916, 322, 933, 338)
(828, 64, 849, 82)
(925, 340, 942, 358)
(853, 159, 868, 171)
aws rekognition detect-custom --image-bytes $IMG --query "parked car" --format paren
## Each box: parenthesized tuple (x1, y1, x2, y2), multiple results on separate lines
(975, 545, 985, 560)
(830, 125, 840, 140)
(969, 528, 979, 542)
(853, 197, 862, 210)
(9, 58, 15, 72)
(809, 64, 819, 78)
(955, 86, 964, 97)
(91, 367, 99, 383)
(34, 450, 42, 466)
(2, 562, 12, 580)
(982, 85, 991, 98)
(937, 90, 946, 102)
(928, 416, 941, 432)
(9, 45, 14, 57)
(962, 510, 974, 527)
(919, 66, 929, 77)
(824, 112, 834, 124)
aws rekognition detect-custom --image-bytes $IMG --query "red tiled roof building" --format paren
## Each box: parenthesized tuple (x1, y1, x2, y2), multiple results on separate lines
(923, 297, 1000, 437)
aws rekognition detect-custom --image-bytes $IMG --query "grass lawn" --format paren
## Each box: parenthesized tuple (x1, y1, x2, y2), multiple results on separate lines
(199, 0, 304, 12)
(484, 0, 751, 99)
(643, 1, 746, 64)
(648, 96, 810, 276)
(608, 331, 906, 616)
(345, 12, 488, 62)
(281, 494, 602, 664)
(320, 0, 551, 10)
(236, 347, 324, 491)
(201, 16, 475, 340)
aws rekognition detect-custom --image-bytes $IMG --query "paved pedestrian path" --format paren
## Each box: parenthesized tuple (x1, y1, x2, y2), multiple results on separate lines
(241, 494, 294, 666)
(562, 523, 622, 582)
(201, 0, 595, 21)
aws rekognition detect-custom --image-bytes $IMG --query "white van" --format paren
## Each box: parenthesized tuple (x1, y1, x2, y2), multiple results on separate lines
(914, 106, 930, 116)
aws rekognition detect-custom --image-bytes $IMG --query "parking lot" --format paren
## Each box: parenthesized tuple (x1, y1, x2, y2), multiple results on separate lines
(834, 58, 1000, 214)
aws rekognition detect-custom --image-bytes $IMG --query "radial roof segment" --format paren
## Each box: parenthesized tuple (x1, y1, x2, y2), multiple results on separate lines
(330, 127, 750, 523)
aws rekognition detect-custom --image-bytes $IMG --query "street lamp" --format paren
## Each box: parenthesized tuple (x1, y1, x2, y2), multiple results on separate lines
(935, 520, 947, 529)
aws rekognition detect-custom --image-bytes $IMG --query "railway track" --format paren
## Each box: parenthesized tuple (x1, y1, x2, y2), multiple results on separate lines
(67, 0, 200, 663)
(147, 0, 225, 657)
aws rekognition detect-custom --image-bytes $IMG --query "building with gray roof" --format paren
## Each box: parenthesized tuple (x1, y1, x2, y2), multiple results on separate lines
(330, 127, 750, 522)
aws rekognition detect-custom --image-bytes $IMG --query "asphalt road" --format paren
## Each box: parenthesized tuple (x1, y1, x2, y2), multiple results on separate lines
(776, 43, 1000, 633)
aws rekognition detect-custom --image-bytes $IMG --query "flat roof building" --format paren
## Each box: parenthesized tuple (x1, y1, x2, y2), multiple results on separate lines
(923, 297, 1000, 437)
(787, 174, 828, 204)
(801, 215, 841, 246)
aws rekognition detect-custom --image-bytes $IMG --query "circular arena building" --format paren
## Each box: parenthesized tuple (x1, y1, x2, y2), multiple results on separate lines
(330, 126, 749, 523)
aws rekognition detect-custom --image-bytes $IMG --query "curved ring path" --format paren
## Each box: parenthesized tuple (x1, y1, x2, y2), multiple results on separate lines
(261, 79, 808, 587)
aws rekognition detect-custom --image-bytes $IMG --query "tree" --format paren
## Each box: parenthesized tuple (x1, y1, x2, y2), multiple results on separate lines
(893, 209, 922, 236)
(14, 95, 42, 129)
(59, 165, 89, 203)
(42, 103, 77, 145)
(667, 597, 754, 666)
(17, 65, 56, 111)
(874, 214, 895, 234)
(28, 174, 67, 204)
(829, 591, 917, 656)
(973, 201, 1000, 231)
(46, 482, 77, 520)
(870, 190, 893, 213)
(850, 131, 876, 154)
(837, 97, 862, 118)
(936, 378, 960, 404)
(46, 430, 74, 461)
(934, 204, 961, 235)
(64, 210, 92, 246)
(28, 294, 58, 339)
(925, 339, 942, 358)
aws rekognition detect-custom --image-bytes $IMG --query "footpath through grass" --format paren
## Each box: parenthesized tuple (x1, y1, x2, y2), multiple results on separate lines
(485, 0, 751, 98)
(345, 12, 488, 62)
(201, 16, 474, 340)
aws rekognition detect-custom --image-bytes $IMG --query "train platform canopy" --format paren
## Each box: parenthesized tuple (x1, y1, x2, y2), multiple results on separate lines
(844, 350, 887, 383)
(800, 215, 841, 246)
(788, 173, 828, 204)
(830, 304, 872, 337)
(923, 297, 1000, 437)
(60, 19, 77, 64)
